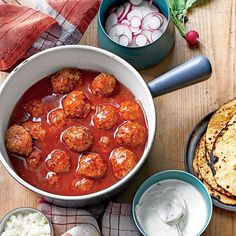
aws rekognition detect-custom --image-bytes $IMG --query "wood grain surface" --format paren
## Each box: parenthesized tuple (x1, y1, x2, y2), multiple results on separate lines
(0, 0, 236, 235)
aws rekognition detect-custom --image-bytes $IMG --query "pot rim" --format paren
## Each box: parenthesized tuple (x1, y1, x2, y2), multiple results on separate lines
(0, 45, 156, 201)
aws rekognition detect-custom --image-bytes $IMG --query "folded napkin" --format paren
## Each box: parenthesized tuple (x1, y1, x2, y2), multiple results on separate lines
(38, 201, 140, 236)
(0, 0, 100, 71)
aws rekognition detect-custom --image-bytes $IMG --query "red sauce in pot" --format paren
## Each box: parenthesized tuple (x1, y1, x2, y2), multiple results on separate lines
(7, 69, 147, 196)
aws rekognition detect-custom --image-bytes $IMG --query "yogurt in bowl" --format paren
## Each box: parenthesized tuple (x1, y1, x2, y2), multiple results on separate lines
(132, 170, 212, 236)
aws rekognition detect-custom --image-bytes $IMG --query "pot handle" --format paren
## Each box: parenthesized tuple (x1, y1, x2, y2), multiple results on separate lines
(147, 55, 212, 97)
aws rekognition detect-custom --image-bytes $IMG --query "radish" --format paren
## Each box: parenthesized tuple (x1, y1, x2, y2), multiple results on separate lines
(105, 13, 118, 35)
(119, 35, 130, 46)
(119, 2, 131, 22)
(135, 34, 148, 46)
(127, 9, 143, 21)
(121, 19, 130, 26)
(151, 30, 162, 41)
(130, 16, 141, 28)
(105, 0, 167, 47)
(141, 30, 153, 42)
(129, 0, 143, 6)
(185, 30, 199, 46)
(116, 5, 125, 19)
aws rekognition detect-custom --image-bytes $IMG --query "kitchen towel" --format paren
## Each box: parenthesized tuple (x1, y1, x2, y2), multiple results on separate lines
(38, 201, 140, 236)
(0, 0, 100, 70)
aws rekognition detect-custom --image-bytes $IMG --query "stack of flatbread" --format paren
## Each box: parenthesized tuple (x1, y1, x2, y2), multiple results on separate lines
(193, 99, 236, 205)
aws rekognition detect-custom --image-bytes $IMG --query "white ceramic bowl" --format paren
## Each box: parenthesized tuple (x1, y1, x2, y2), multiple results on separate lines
(0, 45, 211, 207)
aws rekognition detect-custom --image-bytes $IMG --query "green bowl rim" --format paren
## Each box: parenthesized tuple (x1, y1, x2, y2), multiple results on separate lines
(132, 170, 213, 236)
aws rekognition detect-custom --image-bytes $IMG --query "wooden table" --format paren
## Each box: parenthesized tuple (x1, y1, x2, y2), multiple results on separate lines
(0, 0, 235, 235)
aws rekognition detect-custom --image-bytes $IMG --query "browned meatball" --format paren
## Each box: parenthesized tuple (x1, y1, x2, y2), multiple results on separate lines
(72, 178, 94, 192)
(120, 100, 143, 121)
(99, 136, 111, 153)
(115, 121, 147, 147)
(24, 100, 44, 117)
(5, 124, 32, 156)
(91, 73, 116, 97)
(46, 150, 71, 173)
(62, 126, 93, 152)
(93, 105, 119, 130)
(48, 109, 67, 128)
(77, 153, 107, 178)
(26, 147, 42, 168)
(22, 121, 46, 141)
(110, 147, 137, 179)
(51, 68, 82, 94)
(46, 172, 60, 188)
(62, 90, 91, 118)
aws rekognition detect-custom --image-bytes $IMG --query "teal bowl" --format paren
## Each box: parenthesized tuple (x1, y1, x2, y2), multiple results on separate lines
(132, 170, 212, 236)
(98, 0, 175, 69)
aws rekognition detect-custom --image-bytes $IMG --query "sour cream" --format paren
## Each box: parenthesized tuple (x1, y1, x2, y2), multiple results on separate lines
(135, 179, 208, 236)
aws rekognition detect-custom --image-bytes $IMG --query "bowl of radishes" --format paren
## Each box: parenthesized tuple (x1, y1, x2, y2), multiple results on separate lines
(98, 0, 175, 69)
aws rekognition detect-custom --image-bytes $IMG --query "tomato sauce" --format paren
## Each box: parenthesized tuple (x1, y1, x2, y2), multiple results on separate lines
(8, 70, 147, 196)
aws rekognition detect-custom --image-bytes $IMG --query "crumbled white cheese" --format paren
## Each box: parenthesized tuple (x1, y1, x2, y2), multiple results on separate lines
(1, 212, 51, 236)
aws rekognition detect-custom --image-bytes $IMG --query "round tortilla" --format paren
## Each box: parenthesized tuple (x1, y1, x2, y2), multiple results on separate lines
(196, 135, 232, 196)
(212, 114, 236, 196)
(203, 181, 236, 205)
(205, 99, 236, 154)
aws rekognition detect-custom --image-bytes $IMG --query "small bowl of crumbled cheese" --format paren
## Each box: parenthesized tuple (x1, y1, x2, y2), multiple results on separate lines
(0, 207, 53, 236)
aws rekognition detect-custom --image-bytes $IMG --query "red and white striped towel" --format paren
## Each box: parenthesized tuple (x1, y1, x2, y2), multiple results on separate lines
(0, 0, 100, 70)
(38, 201, 140, 236)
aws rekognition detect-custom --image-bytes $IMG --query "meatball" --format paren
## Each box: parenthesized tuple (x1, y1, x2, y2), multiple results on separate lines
(110, 147, 137, 179)
(62, 126, 93, 152)
(51, 68, 82, 94)
(77, 153, 107, 178)
(91, 73, 116, 97)
(115, 121, 147, 147)
(93, 105, 119, 130)
(62, 90, 91, 118)
(72, 178, 94, 192)
(5, 124, 32, 156)
(99, 136, 111, 153)
(48, 109, 67, 128)
(22, 121, 46, 141)
(26, 147, 42, 168)
(120, 100, 143, 121)
(46, 172, 60, 188)
(46, 150, 71, 173)
(24, 100, 44, 117)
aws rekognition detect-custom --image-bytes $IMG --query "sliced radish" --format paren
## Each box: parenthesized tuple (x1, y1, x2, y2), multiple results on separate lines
(130, 26, 140, 33)
(148, 16, 162, 30)
(109, 24, 132, 44)
(130, 36, 137, 47)
(159, 16, 168, 32)
(133, 1, 159, 17)
(141, 30, 153, 42)
(130, 16, 141, 28)
(133, 28, 142, 36)
(105, 13, 118, 35)
(127, 9, 143, 21)
(135, 34, 148, 46)
(121, 19, 130, 26)
(119, 2, 131, 22)
(116, 5, 125, 19)
(129, 0, 143, 6)
(119, 35, 129, 46)
(151, 29, 162, 41)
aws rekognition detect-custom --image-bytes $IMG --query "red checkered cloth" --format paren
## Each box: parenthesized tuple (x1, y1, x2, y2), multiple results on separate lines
(38, 201, 140, 236)
(0, 0, 100, 70)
